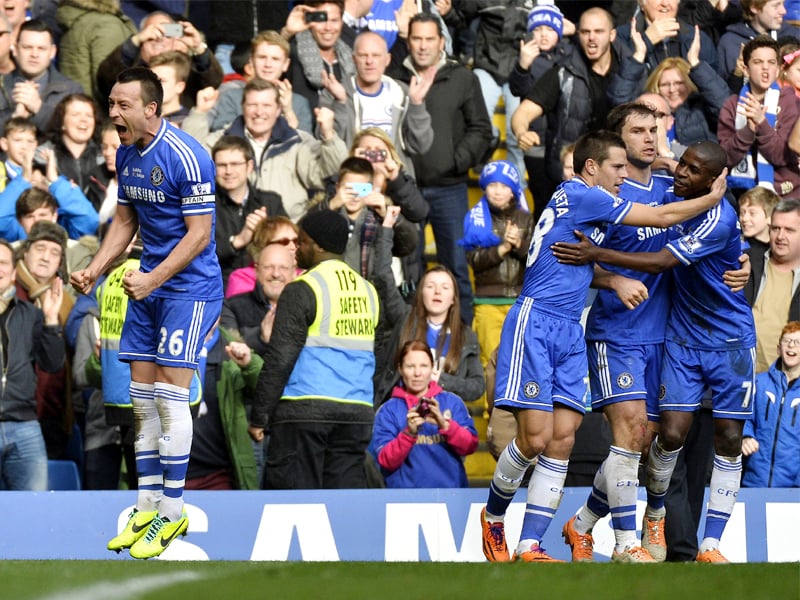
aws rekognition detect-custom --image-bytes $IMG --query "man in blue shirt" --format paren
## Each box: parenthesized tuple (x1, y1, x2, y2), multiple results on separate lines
(553, 141, 755, 564)
(480, 130, 727, 563)
(71, 67, 223, 560)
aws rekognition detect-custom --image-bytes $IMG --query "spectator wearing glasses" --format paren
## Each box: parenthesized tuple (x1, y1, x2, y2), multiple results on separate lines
(212, 135, 286, 287)
(225, 216, 300, 298)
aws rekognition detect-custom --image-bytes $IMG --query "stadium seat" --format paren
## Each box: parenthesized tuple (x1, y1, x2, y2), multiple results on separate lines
(47, 460, 81, 490)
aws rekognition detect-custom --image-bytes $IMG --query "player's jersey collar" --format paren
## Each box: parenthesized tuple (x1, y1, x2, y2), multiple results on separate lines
(138, 119, 168, 158)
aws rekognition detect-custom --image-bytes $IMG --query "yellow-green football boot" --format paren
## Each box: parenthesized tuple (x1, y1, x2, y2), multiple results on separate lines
(107, 509, 158, 553)
(129, 512, 189, 559)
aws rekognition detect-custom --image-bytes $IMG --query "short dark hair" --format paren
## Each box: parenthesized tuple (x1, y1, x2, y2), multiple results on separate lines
(302, 0, 344, 15)
(689, 141, 727, 178)
(606, 102, 657, 136)
(743, 35, 780, 65)
(212, 135, 255, 163)
(46, 94, 97, 142)
(337, 156, 373, 181)
(408, 13, 444, 38)
(230, 40, 252, 76)
(573, 130, 626, 175)
(116, 67, 164, 116)
(16, 188, 58, 220)
(18, 18, 54, 43)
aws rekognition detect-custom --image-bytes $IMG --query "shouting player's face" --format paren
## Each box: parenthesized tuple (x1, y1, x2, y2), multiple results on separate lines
(109, 80, 155, 147)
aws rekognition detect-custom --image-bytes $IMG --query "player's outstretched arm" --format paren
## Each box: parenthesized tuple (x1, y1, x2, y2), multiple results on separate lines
(622, 168, 728, 228)
(70, 204, 139, 295)
(552, 230, 679, 274)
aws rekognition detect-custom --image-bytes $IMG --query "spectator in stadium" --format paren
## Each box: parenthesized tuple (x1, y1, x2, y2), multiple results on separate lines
(221, 243, 296, 357)
(0, 13, 16, 76)
(42, 93, 103, 195)
(249, 209, 379, 490)
(741, 320, 800, 487)
(95, 10, 223, 108)
(739, 186, 780, 254)
(15, 221, 73, 461)
(370, 339, 478, 488)
(55, 0, 137, 101)
(0, 118, 99, 243)
(744, 198, 800, 372)
(0, 19, 84, 134)
(211, 135, 286, 285)
(511, 7, 621, 201)
(183, 78, 348, 222)
(309, 156, 418, 280)
(86, 120, 122, 229)
(718, 0, 788, 91)
(225, 216, 299, 298)
(0, 238, 64, 491)
(718, 36, 800, 200)
(389, 12, 493, 326)
(780, 41, 800, 99)
(507, 4, 574, 219)
(608, 25, 729, 150)
(615, 0, 718, 73)
(320, 30, 434, 177)
(281, 1, 355, 112)
(462, 160, 532, 372)
(371, 210, 485, 406)
(148, 51, 192, 127)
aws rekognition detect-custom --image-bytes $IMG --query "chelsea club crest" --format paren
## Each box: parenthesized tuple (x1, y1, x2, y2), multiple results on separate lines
(524, 381, 540, 398)
(150, 165, 165, 186)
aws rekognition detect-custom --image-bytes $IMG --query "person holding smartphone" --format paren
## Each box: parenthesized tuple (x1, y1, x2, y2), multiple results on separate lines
(370, 339, 478, 488)
(310, 156, 418, 280)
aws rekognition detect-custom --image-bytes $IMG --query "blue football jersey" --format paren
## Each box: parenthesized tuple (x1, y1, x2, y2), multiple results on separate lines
(522, 178, 633, 318)
(665, 200, 755, 350)
(585, 174, 674, 344)
(116, 120, 223, 301)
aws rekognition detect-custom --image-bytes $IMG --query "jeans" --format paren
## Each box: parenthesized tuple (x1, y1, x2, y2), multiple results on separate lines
(421, 183, 474, 325)
(473, 69, 525, 187)
(0, 420, 47, 490)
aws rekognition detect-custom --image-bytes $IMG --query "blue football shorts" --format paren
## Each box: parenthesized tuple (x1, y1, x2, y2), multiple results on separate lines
(120, 295, 223, 369)
(587, 341, 663, 421)
(658, 341, 755, 420)
(494, 297, 587, 414)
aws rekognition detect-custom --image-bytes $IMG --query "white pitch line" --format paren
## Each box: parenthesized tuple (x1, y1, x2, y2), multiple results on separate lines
(35, 571, 205, 600)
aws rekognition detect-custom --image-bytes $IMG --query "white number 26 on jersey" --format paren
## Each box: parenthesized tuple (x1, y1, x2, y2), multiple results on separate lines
(158, 327, 185, 357)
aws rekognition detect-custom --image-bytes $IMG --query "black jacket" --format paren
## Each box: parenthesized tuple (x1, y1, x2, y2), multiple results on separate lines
(0, 297, 65, 422)
(220, 284, 272, 357)
(390, 60, 492, 187)
(214, 185, 285, 283)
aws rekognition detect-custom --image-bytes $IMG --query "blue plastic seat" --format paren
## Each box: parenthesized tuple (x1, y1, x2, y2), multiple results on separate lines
(47, 460, 81, 490)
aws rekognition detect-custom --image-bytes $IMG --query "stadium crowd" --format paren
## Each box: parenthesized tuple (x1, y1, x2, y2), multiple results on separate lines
(0, 0, 798, 563)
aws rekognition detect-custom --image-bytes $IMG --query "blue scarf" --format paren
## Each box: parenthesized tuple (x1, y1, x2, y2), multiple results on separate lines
(728, 81, 780, 191)
(459, 160, 528, 251)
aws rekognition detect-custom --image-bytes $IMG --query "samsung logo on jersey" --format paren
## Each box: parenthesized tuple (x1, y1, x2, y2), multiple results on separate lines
(636, 226, 666, 241)
(123, 185, 166, 203)
(183, 195, 214, 205)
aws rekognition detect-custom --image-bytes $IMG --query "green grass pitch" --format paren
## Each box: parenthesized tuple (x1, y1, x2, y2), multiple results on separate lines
(2, 561, 797, 600)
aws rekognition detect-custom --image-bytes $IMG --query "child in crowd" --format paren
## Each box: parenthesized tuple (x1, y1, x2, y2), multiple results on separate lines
(149, 51, 192, 127)
(461, 160, 533, 370)
(0, 117, 98, 242)
(742, 321, 800, 488)
(738, 186, 779, 254)
(780, 42, 800, 99)
(560, 143, 576, 182)
(508, 3, 572, 220)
